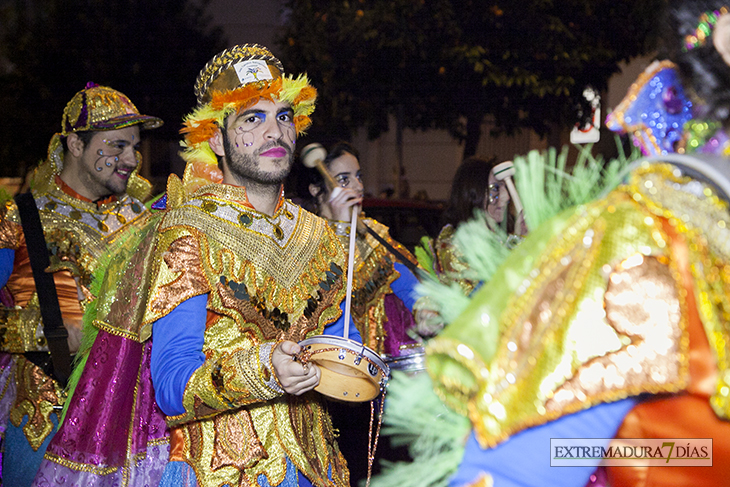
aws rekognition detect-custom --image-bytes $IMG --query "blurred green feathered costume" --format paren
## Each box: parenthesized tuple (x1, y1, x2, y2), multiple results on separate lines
(370, 142, 637, 487)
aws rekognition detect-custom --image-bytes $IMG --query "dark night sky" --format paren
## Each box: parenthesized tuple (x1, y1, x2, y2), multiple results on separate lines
(208, 0, 285, 52)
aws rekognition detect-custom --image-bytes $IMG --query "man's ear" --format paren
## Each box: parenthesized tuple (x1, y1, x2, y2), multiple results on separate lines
(65, 133, 86, 158)
(208, 128, 225, 157)
(308, 183, 320, 198)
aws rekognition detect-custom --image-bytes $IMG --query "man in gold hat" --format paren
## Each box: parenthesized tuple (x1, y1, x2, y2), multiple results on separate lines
(0, 82, 162, 486)
(32, 45, 359, 487)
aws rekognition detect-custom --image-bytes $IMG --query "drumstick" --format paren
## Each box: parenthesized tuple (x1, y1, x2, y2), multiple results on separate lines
(301, 143, 344, 201)
(343, 205, 358, 340)
(301, 143, 357, 340)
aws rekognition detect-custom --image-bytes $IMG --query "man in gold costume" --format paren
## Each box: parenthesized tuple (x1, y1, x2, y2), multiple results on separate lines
(0, 83, 161, 486)
(33, 44, 360, 487)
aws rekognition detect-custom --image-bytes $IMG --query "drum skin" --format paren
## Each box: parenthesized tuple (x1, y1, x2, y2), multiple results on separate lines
(299, 336, 389, 402)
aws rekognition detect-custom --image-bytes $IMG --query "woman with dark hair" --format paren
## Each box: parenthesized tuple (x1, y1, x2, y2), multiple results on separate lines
(442, 156, 495, 228)
(302, 141, 422, 359)
(300, 142, 423, 483)
(420, 156, 526, 309)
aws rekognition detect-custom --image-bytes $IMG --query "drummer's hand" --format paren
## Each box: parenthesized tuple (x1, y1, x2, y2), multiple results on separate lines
(328, 187, 362, 222)
(272, 341, 321, 395)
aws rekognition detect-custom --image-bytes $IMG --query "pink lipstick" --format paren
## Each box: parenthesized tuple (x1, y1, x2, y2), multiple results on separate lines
(260, 147, 287, 157)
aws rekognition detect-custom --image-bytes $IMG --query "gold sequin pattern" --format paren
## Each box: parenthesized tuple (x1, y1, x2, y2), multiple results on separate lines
(8, 356, 65, 451)
(148, 184, 350, 487)
(624, 163, 730, 419)
(427, 190, 690, 448)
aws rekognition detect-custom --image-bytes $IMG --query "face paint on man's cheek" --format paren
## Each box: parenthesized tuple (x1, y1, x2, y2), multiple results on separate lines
(233, 126, 255, 148)
(282, 123, 296, 144)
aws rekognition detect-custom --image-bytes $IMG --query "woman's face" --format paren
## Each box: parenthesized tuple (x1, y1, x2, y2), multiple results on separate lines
(327, 152, 364, 196)
(486, 169, 510, 223)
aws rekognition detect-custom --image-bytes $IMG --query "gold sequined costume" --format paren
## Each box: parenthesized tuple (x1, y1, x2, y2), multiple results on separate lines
(148, 183, 350, 487)
(426, 159, 730, 485)
(0, 143, 152, 462)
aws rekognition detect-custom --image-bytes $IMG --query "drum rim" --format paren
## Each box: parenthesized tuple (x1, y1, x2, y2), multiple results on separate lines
(299, 335, 389, 374)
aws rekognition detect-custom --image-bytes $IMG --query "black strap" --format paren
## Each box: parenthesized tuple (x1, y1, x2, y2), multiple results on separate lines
(14, 192, 71, 386)
(360, 222, 419, 275)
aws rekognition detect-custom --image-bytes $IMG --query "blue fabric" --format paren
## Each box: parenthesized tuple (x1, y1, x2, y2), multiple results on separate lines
(158, 460, 199, 487)
(151, 294, 360, 417)
(151, 294, 207, 416)
(450, 398, 638, 487)
(3, 410, 58, 487)
(391, 262, 419, 311)
(324, 300, 361, 342)
(159, 458, 313, 486)
(0, 248, 15, 288)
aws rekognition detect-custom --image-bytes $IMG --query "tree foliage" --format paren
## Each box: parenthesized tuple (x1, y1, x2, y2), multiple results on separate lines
(277, 0, 665, 155)
(0, 0, 225, 177)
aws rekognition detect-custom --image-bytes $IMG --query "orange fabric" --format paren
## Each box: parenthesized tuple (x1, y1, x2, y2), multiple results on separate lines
(607, 395, 730, 487)
(168, 427, 185, 462)
(55, 175, 116, 206)
(6, 232, 84, 324)
(606, 217, 730, 486)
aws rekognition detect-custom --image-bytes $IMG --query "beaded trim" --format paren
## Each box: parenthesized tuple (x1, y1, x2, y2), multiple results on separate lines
(684, 7, 729, 51)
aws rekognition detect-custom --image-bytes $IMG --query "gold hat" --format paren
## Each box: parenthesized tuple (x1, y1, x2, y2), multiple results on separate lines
(62, 82, 163, 136)
(194, 43, 285, 105)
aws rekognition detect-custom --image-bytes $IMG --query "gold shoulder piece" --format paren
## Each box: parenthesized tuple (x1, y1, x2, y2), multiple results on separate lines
(166, 174, 186, 209)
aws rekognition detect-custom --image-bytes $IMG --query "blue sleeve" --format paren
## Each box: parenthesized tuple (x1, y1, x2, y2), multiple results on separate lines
(323, 300, 362, 343)
(391, 262, 419, 311)
(449, 398, 638, 487)
(0, 248, 15, 288)
(150, 294, 208, 417)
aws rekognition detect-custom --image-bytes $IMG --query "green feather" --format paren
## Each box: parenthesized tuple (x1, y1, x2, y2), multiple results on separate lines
(368, 371, 470, 487)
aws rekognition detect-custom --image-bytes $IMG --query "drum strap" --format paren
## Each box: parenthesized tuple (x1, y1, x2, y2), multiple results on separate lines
(360, 222, 419, 275)
(14, 192, 72, 387)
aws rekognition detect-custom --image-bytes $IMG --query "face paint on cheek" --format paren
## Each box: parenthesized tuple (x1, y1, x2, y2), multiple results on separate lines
(232, 126, 255, 148)
(282, 124, 296, 145)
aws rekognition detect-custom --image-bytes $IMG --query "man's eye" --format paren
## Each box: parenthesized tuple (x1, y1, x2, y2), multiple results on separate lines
(278, 112, 292, 122)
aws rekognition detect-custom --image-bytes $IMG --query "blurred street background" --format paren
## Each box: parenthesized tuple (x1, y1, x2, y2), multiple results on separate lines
(0, 0, 664, 247)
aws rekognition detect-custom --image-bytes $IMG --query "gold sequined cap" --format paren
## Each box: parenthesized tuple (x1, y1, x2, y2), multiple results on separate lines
(194, 43, 285, 105)
(62, 82, 163, 136)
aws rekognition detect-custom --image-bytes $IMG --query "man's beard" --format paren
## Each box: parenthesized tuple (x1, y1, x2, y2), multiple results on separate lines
(222, 130, 293, 186)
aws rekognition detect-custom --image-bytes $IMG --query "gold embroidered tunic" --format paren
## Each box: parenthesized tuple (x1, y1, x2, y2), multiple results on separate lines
(0, 174, 150, 450)
(146, 184, 350, 487)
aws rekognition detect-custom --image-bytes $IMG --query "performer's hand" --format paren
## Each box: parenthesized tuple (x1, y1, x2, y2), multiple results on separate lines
(272, 341, 321, 395)
(328, 187, 362, 221)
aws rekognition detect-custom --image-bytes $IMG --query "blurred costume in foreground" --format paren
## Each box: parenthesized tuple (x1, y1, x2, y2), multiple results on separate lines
(34, 44, 357, 487)
(379, 3, 730, 487)
(370, 145, 633, 487)
(0, 83, 160, 486)
(375, 139, 730, 487)
(605, 59, 693, 156)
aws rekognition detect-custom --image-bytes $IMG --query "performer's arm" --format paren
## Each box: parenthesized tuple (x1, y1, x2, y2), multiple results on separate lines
(0, 248, 15, 288)
(150, 293, 207, 417)
(390, 261, 419, 311)
(151, 294, 356, 423)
